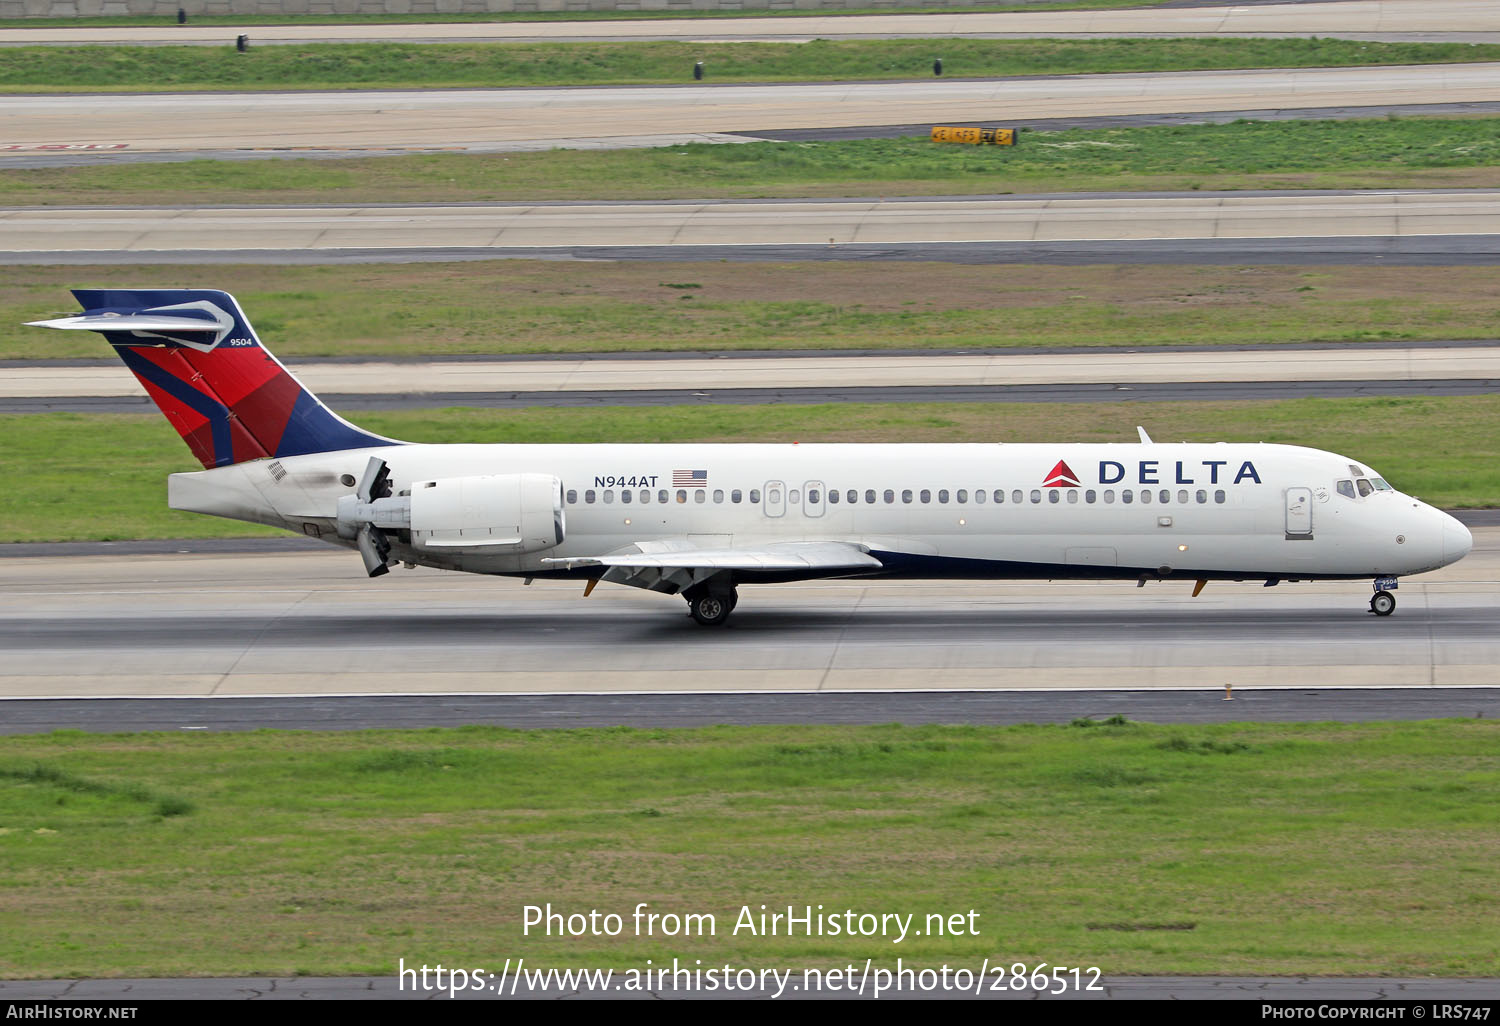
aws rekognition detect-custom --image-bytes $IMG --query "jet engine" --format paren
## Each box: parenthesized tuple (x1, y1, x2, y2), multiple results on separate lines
(336, 457, 565, 576)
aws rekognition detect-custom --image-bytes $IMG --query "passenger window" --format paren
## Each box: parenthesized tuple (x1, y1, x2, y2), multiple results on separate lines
(750, 489, 761, 503)
(957, 489, 968, 504)
(676, 490, 687, 504)
(1196, 489, 1207, 504)
(713, 489, 724, 503)
(732, 489, 743, 503)
(621, 489, 632, 504)
(585, 489, 597, 504)
(1085, 489, 1096, 503)
(827, 490, 838, 504)
(1122, 490, 1133, 504)
(1337, 480, 1356, 499)
(1013, 490, 1023, 504)
(640, 490, 650, 504)
(1214, 489, 1226, 504)
(1159, 489, 1170, 504)
(658, 490, 669, 504)
(865, 490, 877, 504)
(604, 490, 615, 504)
(1356, 479, 1373, 497)
(994, 489, 1004, 503)
(974, 489, 985, 504)
(1104, 489, 1115, 503)
(1140, 490, 1152, 504)
(920, 489, 931, 503)
(883, 489, 895, 504)
(566, 489, 577, 504)
(1030, 490, 1041, 504)
(938, 489, 949, 503)
(694, 490, 706, 503)
(769, 487, 782, 504)
(1066, 490, 1078, 504)
(1177, 490, 1188, 504)
(809, 489, 820, 504)
(847, 490, 858, 504)
(789, 490, 800, 504)
(1048, 489, 1059, 504)
(902, 489, 913, 503)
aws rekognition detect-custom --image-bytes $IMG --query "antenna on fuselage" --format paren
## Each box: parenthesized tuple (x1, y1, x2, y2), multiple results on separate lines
(1137, 426, 1153, 444)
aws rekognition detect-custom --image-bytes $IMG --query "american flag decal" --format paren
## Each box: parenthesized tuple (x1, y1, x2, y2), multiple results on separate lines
(673, 469, 708, 488)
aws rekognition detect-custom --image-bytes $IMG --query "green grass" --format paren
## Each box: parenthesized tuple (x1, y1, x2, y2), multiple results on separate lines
(2, 2, 1161, 29)
(9, 261, 1500, 360)
(10, 115, 1500, 207)
(4, 396, 1496, 542)
(2, 38, 1497, 92)
(1, 721, 1497, 977)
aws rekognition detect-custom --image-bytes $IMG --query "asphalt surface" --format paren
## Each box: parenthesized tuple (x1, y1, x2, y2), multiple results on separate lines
(9, 101, 1500, 169)
(10, 63, 1499, 155)
(10, 235, 1498, 266)
(5, 687, 1499, 735)
(7, 378, 1498, 415)
(2, 535, 1495, 698)
(0, 0, 1492, 47)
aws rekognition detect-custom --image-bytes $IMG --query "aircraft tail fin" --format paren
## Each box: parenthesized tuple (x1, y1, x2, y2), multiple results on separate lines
(29, 289, 399, 469)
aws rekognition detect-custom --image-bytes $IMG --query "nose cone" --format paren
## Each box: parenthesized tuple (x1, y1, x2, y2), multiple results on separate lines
(1442, 513, 1473, 565)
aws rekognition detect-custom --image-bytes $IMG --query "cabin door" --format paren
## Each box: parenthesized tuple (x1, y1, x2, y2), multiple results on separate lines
(1285, 487, 1313, 539)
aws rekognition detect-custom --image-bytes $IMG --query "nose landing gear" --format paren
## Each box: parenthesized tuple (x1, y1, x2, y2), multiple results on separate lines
(1369, 577, 1398, 616)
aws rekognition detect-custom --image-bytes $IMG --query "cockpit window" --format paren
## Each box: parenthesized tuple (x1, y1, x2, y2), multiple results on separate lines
(1356, 479, 1373, 497)
(1336, 480, 1356, 499)
(1349, 465, 1365, 477)
(1371, 478, 1393, 491)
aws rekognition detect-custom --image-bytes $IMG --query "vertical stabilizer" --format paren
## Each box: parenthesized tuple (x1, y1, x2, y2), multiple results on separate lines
(29, 289, 398, 469)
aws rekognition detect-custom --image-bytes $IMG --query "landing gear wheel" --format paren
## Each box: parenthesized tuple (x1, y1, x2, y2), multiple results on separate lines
(689, 592, 733, 627)
(1370, 590, 1396, 617)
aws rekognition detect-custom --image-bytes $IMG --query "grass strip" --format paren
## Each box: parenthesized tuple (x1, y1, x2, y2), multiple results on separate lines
(1, 1, 1158, 28)
(1, 721, 1497, 977)
(0, 764, 194, 818)
(8, 261, 1500, 360)
(3, 396, 1495, 542)
(8, 116, 1500, 207)
(1, 38, 1497, 92)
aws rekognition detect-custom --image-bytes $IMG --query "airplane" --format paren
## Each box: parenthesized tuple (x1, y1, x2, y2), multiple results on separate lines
(30, 288, 1473, 626)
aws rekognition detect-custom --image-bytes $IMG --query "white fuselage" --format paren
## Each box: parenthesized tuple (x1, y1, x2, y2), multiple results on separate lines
(167, 441, 1473, 585)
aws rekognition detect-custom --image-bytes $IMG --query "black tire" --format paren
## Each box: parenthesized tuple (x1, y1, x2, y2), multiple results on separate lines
(689, 593, 732, 626)
(1371, 591, 1396, 617)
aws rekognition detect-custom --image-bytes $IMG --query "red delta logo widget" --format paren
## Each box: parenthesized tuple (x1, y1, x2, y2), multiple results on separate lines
(1042, 460, 1081, 488)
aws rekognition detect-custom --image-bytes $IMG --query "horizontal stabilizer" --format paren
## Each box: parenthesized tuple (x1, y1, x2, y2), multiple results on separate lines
(27, 313, 224, 333)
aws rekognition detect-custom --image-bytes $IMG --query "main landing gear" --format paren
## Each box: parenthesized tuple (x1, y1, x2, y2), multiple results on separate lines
(1369, 577, 1398, 616)
(685, 583, 738, 627)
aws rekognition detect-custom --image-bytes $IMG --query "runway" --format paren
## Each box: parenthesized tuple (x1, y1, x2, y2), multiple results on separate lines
(2, 529, 1495, 701)
(6, 343, 1498, 406)
(5, 191, 1500, 259)
(1, 0, 1494, 46)
(8, 63, 1500, 154)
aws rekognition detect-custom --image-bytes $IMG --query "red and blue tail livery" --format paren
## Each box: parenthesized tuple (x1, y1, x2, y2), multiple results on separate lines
(29, 288, 395, 469)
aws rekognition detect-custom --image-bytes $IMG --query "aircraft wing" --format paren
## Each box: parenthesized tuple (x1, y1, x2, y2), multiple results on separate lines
(541, 540, 881, 593)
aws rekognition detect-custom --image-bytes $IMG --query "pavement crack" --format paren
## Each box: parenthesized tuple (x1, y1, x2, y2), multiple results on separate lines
(210, 590, 314, 696)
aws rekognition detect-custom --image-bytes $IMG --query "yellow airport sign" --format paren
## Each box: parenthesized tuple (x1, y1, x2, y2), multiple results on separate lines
(931, 126, 1016, 146)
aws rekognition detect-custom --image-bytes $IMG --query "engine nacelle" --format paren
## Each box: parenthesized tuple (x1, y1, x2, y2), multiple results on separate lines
(408, 473, 565, 554)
